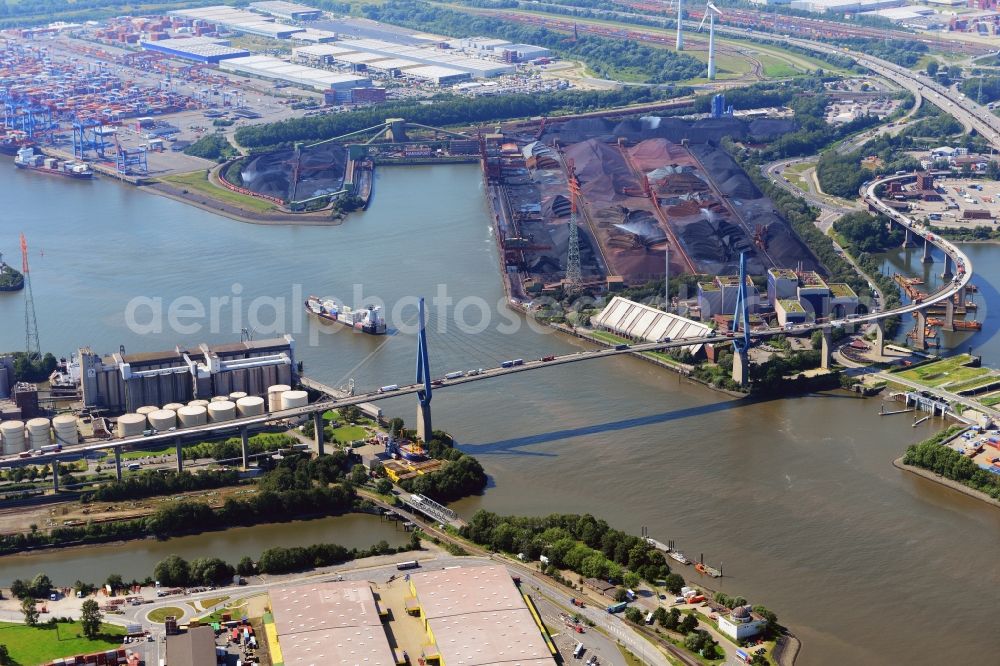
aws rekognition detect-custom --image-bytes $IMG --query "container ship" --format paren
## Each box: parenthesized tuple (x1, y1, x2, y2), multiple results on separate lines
(305, 295, 386, 335)
(14, 147, 93, 179)
(0, 131, 28, 156)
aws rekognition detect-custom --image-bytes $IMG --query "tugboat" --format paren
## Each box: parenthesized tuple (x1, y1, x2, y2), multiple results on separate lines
(305, 295, 386, 334)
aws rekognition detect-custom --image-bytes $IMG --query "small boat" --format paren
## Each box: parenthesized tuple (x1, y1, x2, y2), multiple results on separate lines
(695, 562, 722, 578)
(668, 550, 691, 565)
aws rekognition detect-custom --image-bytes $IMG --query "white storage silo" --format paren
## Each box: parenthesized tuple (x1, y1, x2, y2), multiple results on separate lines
(267, 384, 291, 412)
(136, 406, 158, 417)
(26, 418, 51, 450)
(148, 410, 177, 432)
(162, 403, 185, 412)
(52, 414, 79, 446)
(208, 401, 236, 423)
(228, 391, 247, 401)
(188, 399, 210, 408)
(117, 413, 147, 438)
(0, 420, 25, 454)
(177, 405, 207, 428)
(280, 390, 308, 410)
(236, 396, 265, 417)
(211, 396, 228, 403)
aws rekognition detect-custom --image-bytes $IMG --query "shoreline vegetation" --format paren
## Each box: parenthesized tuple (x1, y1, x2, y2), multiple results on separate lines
(896, 426, 1000, 507)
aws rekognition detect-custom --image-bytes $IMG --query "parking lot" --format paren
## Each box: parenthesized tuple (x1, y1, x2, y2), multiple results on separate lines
(906, 177, 1000, 228)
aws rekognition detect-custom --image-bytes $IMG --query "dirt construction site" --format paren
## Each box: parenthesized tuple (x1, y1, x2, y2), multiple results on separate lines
(487, 114, 822, 296)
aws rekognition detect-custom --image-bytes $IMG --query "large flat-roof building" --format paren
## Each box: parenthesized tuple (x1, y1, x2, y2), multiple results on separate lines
(292, 44, 472, 84)
(78, 335, 296, 413)
(789, 0, 904, 11)
(407, 565, 555, 666)
(269, 580, 395, 666)
(336, 38, 514, 78)
(169, 5, 305, 39)
(165, 626, 217, 666)
(219, 55, 371, 94)
(140, 36, 250, 63)
(250, 1, 323, 21)
(592, 296, 712, 355)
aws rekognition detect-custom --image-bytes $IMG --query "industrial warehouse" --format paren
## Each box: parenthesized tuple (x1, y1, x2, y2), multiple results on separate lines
(139, 36, 250, 64)
(266, 565, 555, 666)
(220, 55, 372, 96)
(168, 5, 307, 39)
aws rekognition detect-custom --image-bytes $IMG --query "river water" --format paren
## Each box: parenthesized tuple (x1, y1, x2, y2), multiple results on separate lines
(1, 165, 999, 664)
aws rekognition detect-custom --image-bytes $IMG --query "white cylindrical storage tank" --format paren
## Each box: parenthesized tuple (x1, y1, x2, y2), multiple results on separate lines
(268, 384, 291, 412)
(136, 406, 158, 417)
(117, 413, 147, 438)
(280, 390, 308, 410)
(26, 418, 51, 450)
(187, 399, 210, 408)
(162, 403, 185, 412)
(177, 405, 207, 428)
(211, 396, 229, 403)
(228, 391, 248, 401)
(52, 414, 79, 446)
(148, 409, 177, 432)
(208, 401, 236, 423)
(236, 396, 265, 417)
(0, 421, 25, 454)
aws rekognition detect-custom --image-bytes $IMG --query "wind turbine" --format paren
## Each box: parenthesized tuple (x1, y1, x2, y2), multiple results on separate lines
(697, 2, 723, 80)
(673, 0, 684, 51)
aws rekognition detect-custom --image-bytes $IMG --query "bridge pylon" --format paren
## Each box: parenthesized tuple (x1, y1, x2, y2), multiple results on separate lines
(820, 326, 833, 370)
(922, 237, 933, 264)
(415, 297, 433, 443)
(730, 252, 753, 387)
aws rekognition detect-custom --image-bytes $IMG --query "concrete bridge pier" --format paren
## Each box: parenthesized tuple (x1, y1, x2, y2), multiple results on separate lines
(731, 350, 750, 387)
(314, 412, 325, 456)
(942, 255, 954, 281)
(240, 426, 250, 468)
(944, 297, 956, 332)
(914, 310, 927, 350)
(820, 326, 833, 370)
(416, 403, 432, 444)
(52, 462, 60, 492)
(902, 227, 916, 248)
(922, 237, 933, 264)
(114, 447, 123, 481)
(175, 436, 184, 473)
(873, 319, 885, 357)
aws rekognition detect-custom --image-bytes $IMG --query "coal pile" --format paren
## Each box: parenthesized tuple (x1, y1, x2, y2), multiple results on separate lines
(542, 116, 797, 146)
(241, 143, 348, 201)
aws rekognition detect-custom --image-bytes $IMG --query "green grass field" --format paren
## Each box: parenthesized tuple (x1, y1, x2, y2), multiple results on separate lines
(0, 621, 126, 665)
(161, 171, 277, 214)
(147, 606, 185, 623)
(895, 354, 990, 388)
(331, 424, 369, 444)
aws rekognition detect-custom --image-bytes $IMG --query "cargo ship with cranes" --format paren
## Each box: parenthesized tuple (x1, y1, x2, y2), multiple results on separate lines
(14, 147, 93, 179)
(305, 295, 387, 335)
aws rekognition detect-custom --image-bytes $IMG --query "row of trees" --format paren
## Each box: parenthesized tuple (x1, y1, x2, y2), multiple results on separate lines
(181, 432, 298, 462)
(183, 133, 237, 162)
(234, 86, 686, 150)
(462, 512, 671, 584)
(84, 468, 240, 502)
(361, 1, 703, 83)
(903, 429, 1000, 499)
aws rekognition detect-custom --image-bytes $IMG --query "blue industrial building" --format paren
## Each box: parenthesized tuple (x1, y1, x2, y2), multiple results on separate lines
(141, 38, 250, 64)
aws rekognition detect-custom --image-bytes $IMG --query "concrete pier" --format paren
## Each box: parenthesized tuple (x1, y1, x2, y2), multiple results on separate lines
(731, 350, 750, 387)
(874, 319, 885, 356)
(52, 462, 60, 492)
(922, 237, 933, 264)
(942, 256, 954, 281)
(114, 447, 122, 481)
(903, 227, 916, 248)
(416, 403, 432, 444)
(314, 412, 325, 456)
(240, 426, 250, 469)
(944, 297, 955, 332)
(175, 437, 183, 473)
(820, 326, 833, 370)
(914, 310, 927, 349)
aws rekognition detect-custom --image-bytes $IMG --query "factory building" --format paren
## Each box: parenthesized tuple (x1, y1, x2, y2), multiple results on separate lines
(249, 1, 323, 21)
(78, 336, 296, 413)
(829, 283, 859, 319)
(767, 268, 799, 305)
(789, 0, 905, 11)
(592, 296, 713, 356)
(292, 44, 472, 84)
(407, 566, 555, 666)
(797, 271, 830, 319)
(169, 6, 305, 39)
(336, 38, 515, 78)
(775, 299, 808, 327)
(293, 28, 339, 43)
(220, 55, 371, 95)
(269, 580, 395, 666)
(697, 275, 760, 319)
(140, 37, 250, 63)
(446, 37, 551, 62)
